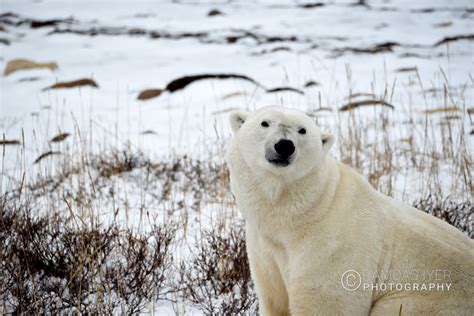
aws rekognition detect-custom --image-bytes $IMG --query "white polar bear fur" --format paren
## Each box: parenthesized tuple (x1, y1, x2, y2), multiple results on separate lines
(226, 107, 474, 316)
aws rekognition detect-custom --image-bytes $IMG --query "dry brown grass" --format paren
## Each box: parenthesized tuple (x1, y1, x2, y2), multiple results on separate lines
(0, 198, 176, 314)
(179, 226, 257, 315)
(1, 63, 472, 313)
(331, 73, 472, 202)
(1, 143, 471, 314)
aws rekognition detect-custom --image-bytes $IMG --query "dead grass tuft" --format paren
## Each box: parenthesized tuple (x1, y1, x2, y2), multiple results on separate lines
(180, 226, 258, 315)
(414, 197, 473, 238)
(0, 199, 176, 314)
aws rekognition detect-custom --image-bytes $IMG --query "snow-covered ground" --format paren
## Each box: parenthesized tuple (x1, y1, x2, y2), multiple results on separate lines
(1, 0, 472, 167)
(1, 0, 473, 314)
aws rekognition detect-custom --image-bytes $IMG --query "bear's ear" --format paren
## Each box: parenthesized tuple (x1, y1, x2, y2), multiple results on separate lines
(229, 110, 249, 133)
(321, 131, 334, 152)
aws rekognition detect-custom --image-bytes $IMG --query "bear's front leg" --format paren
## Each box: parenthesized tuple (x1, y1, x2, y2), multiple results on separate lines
(246, 226, 289, 316)
(249, 253, 289, 316)
(288, 269, 371, 316)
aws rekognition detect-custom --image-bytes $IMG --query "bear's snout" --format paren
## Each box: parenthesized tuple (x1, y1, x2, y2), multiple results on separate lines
(274, 139, 295, 157)
(265, 138, 296, 167)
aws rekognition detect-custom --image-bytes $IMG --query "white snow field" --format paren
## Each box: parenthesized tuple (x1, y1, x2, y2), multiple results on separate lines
(0, 0, 473, 314)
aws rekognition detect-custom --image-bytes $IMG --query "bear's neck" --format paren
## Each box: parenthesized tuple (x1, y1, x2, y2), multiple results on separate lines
(228, 151, 340, 241)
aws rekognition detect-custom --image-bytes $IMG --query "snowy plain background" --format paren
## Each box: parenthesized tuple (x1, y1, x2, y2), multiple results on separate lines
(1, 0, 472, 168)
(0, 0, 473, 314)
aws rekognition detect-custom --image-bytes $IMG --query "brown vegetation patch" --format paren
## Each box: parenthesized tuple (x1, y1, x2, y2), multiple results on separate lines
(4, 59, 58, 76)
(414, 197, 473, 238)
(0, 201, 176, 314)
(43, 78, 98, 90)
(180, 227, 258, 314)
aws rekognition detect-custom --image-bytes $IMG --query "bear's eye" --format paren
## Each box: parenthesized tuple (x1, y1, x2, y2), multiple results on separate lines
(298, 128, 306, 135)
(261, 121, 269, 128)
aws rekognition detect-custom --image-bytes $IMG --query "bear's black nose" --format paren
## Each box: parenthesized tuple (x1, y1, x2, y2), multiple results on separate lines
(274, 139, 295, 157)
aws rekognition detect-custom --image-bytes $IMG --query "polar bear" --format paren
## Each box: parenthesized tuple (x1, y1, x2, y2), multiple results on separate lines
(226, 107, 474, 316)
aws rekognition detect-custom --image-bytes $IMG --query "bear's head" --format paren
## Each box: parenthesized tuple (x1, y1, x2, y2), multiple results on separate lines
(228, 107, 334, 182)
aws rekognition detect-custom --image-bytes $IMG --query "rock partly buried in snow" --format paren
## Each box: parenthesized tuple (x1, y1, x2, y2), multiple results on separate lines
(135, 74, 263, 100)
(0, 139, 20, 145)
(304, 80, 319, 87)
(339, 99, 394, 111)
(50, 133, 70, 143)
(141, 130, 158, 135)
(333, 42, 399, 57)
(2, 9, 302, 47)
(165, 74, 264, 93)
(396, 66, 418, 72)
(0, 12, 75, 29)
(299, 2, 325, 9)
(135, 73, 308, 100)
(4, 59, 58, 76)
(208, 9, 223, 17)
(30, 18, 75, 28)
(434, 34, 474, 47)
(137, 89, 162, 100)
(43, 78, 98, 91)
